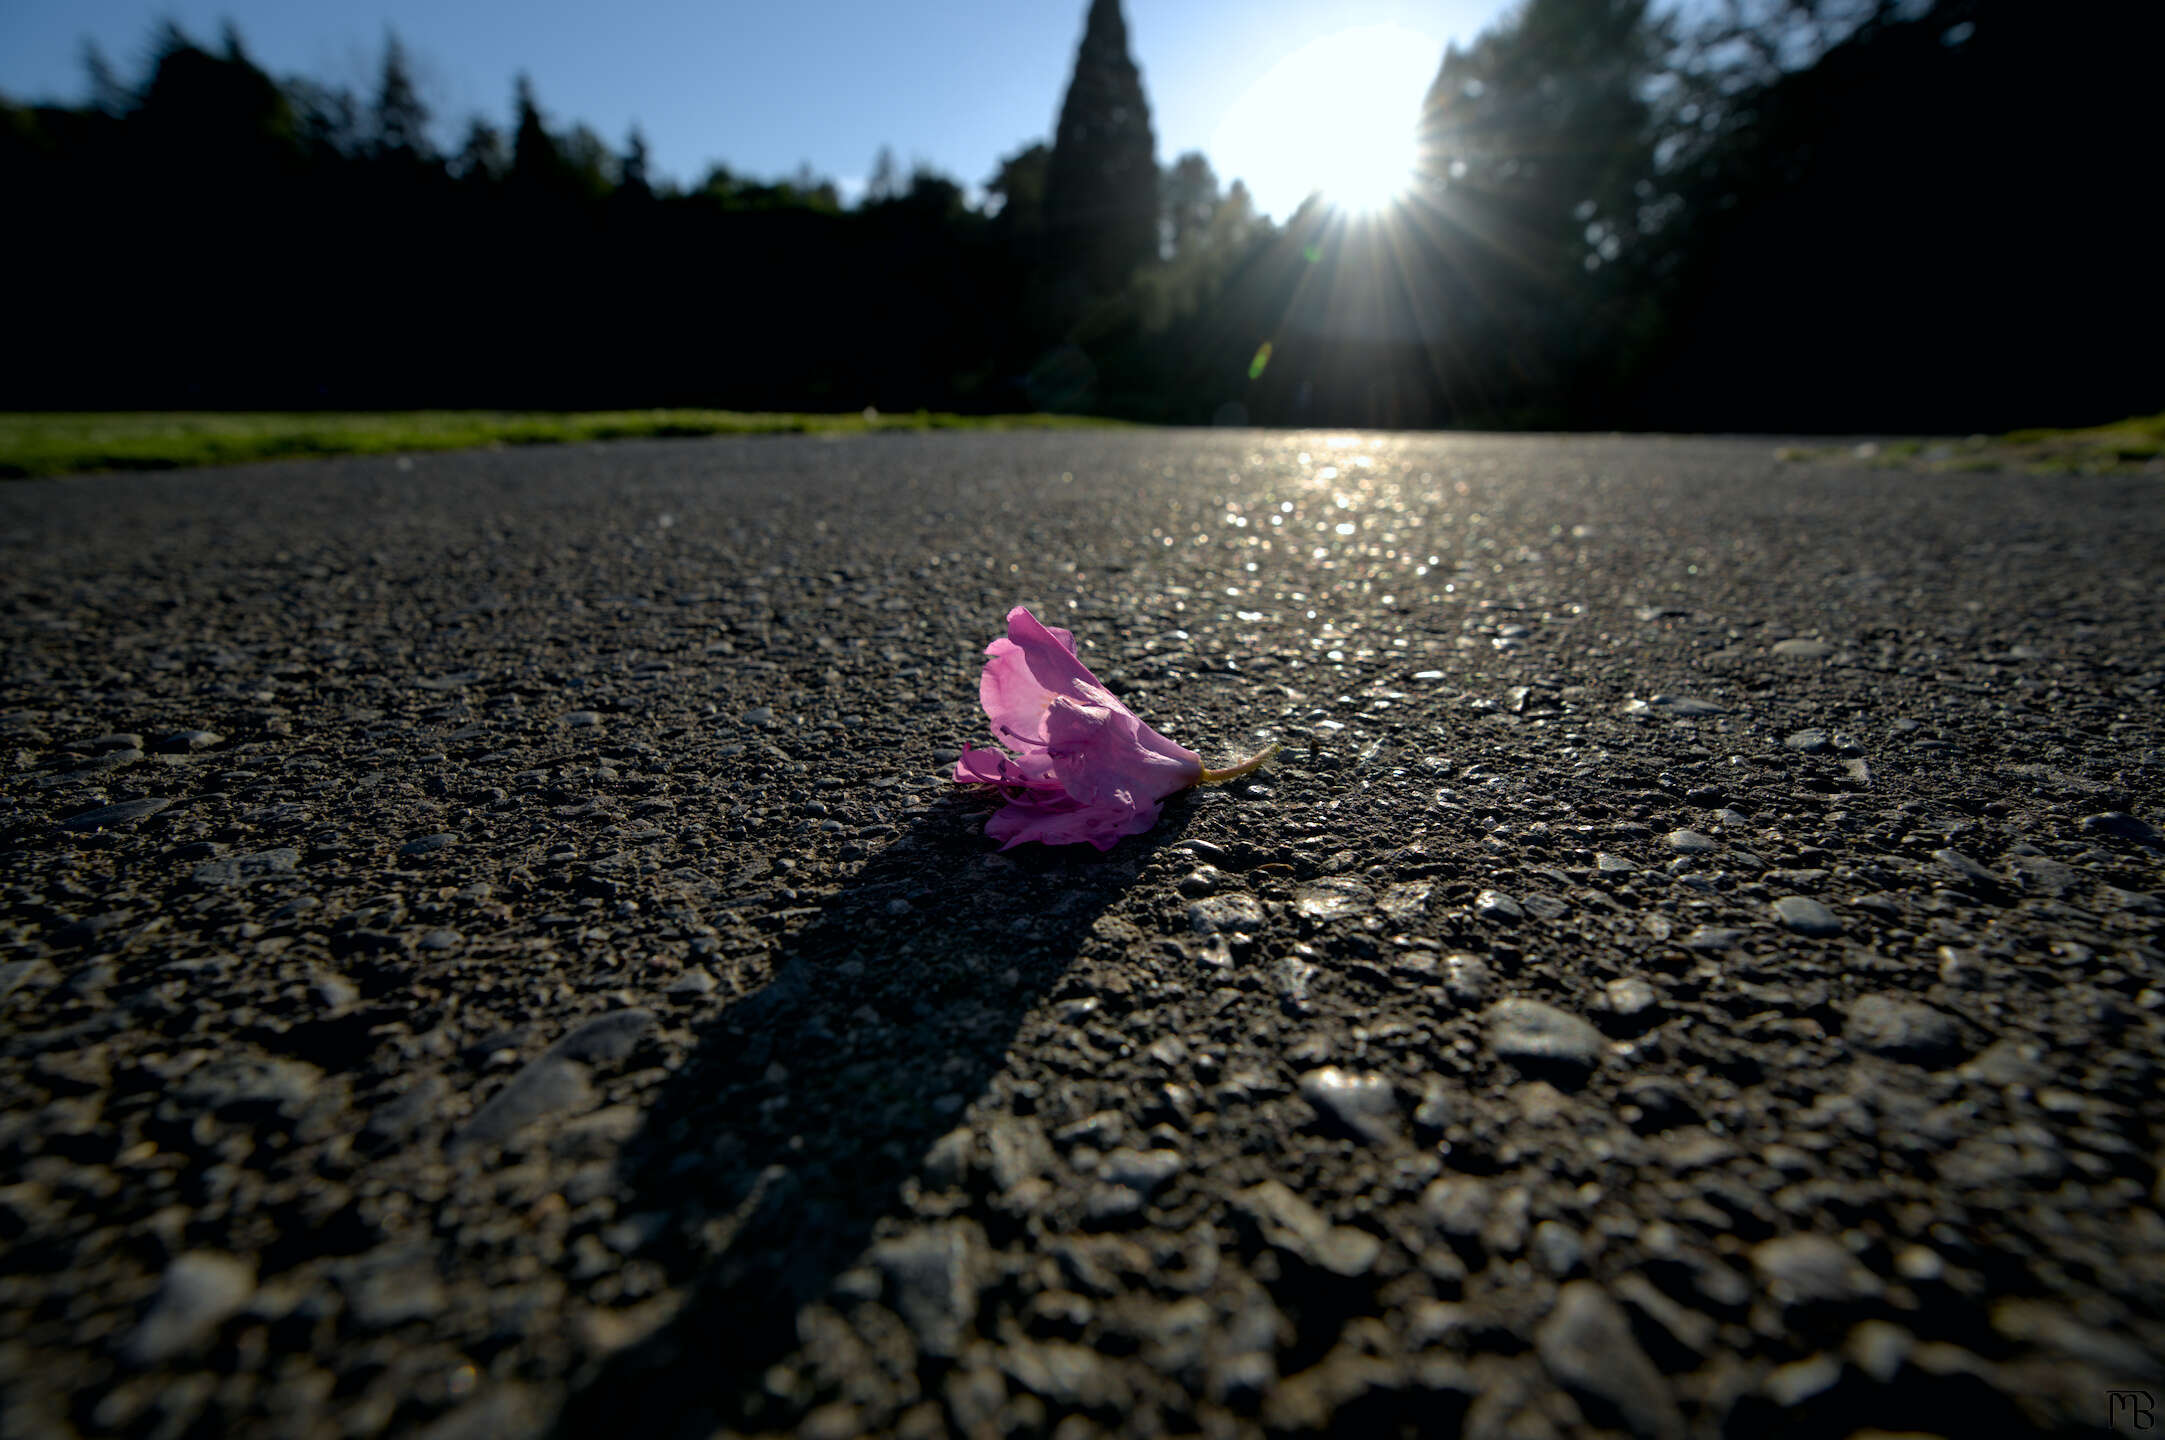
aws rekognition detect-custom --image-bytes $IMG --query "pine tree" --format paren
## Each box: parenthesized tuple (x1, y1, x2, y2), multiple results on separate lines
(1043, 0, 1157, 299)
(619, 126, 653, 200)
(509, 74, 560, 193)
(371, 32, 431, 162)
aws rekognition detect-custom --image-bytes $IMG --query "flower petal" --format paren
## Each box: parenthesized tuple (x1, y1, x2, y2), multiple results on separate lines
(957, 605, 1206, 850)
(1044, 694, 1201, 811)
(954, 741, 1061, 790)
(978, 606, 1109, 750)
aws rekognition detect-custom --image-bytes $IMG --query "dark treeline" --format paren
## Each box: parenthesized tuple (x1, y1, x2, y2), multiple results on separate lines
(3, 0, 2157, 430)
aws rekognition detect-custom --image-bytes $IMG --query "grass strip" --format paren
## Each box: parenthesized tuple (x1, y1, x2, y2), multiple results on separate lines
(0, 409, 1129, 480)
(1774, 411, 2165, 476)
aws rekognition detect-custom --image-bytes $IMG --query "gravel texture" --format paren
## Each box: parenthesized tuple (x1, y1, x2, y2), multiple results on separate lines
(2, 430, 2161, 1439)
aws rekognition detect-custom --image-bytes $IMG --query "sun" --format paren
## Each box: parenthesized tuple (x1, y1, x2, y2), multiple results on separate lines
(1209, 25, 1439, 220)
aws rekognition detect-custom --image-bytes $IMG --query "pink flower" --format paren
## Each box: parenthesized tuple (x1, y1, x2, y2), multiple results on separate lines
(955, 606, 1275, 850)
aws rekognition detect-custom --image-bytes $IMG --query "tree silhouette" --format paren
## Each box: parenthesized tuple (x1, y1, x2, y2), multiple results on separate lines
(509, 74, 563, 195)
(1406, 0, 1668, 423)
(864, 144, 899, 206)
(1043, 0, 1158, 304)
(450, 117, 506, 184)
(2, 5, 2151, 428)
(617, 126, 654, 201)
(1162, 150, 1218, 260)
(370, 32, 430, 163)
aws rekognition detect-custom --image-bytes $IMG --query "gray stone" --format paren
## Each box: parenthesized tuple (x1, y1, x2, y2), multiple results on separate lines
(0, 960, 59, 1001)
(1442, 952, 1492, 1003)
(2009, 853, 2081, 896)
(1474, 889, 1524, 922)
(1764, 1353, 1843, 1407)
(1771, 638, 1835, 660)
(1683, 926, 1746, 951)
(1638, 695, 1726, 717)
(1236, 1180, 1379, 1277)
(1421, 1176, 1492, 1237)
(1594, 852, 1638, 873)
(1847, 1320, 1914, 1383)
(1938, 1127, 2067, 1187)
(1487, 998, 1607, 1069)
(410, 1385, 549, 1440)
(364, 1074, 448, 1150)
(922, 1127, 973, 1190)
(1605, 977, 1660, 1019)
(2104, 886, 2164, 915)
(1992, 1299, 2164, 1381)
(1176, 866, 1225, 897)
(1535, 1281, 1683, 1440)
(309, 972, 360, 1009)
(1000, 1338, 1121, 1409)
(549, 1009, 656, 1064)
(1771, 896, 1841, 937)
(1296, 1067, 1401, 1145)
(665, 967, 717, 998)
(1613, 1273, 1714, 1365)
(450, 1059, 595, 1151)
(192, 848, 299, 887)
(127, 1252, 255, 1364)
(1932, 847, 2001, 890)
(59, 797, 171, 831)
(549, 1104, 644, 1161)
(1666, 829, 1716, 853)
(1846, 994, 1965, 1066)
(341, 1251, 447, 1330)
(871, 1222, 982, 1359)
(1522, 892, 1570, 920)
(1751, 1233, 1882, 1305)
(174, 1055, 323, 1122)
(399, 833, 458, 856)
(985, 1116, 1053, 1193)
(2081, 811, 2161, 847)
(1378, 881, 1432, 920)
(1186, 894, 1265, 934)
(1959, 1038, 2050, 1088)
(562, 710, 603, 728)
(1784, 729, 1831, 754)
(1294, 878, 1372, 920)
(1100, 1146, 1183, 1195)
(157, 730, 223, 753)
(1533, 1220, 1586, 1277)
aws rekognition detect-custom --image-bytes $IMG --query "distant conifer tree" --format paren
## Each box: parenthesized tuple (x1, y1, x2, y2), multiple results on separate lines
(371, 32, 431, 162)
(1043, 0, 1158, 301)
(619, 126, 654, 199)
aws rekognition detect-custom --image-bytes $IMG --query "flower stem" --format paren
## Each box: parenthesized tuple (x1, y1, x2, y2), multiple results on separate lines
(1196, 743, 1280, 786)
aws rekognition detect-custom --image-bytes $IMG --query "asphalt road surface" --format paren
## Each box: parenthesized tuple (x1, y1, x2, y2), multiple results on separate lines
(3, 430, 2162, 1440)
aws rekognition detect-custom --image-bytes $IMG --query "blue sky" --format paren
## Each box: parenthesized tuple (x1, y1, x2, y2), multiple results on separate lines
(0, 0, 1502, 220)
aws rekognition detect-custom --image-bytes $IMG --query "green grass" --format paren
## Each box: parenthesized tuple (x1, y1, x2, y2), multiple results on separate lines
(1775, 411, 2165, 476)
(2000, 411, 2165, 468)
(0, 408, 1129, 479)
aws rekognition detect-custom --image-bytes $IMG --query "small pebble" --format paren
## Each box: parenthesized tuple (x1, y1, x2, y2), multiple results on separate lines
(1474, 889, 1524, 922)
(1771, 896, 1841, 937)
(1297, 1067, 1401, 1145)
(127, 1253, 255, 1365)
